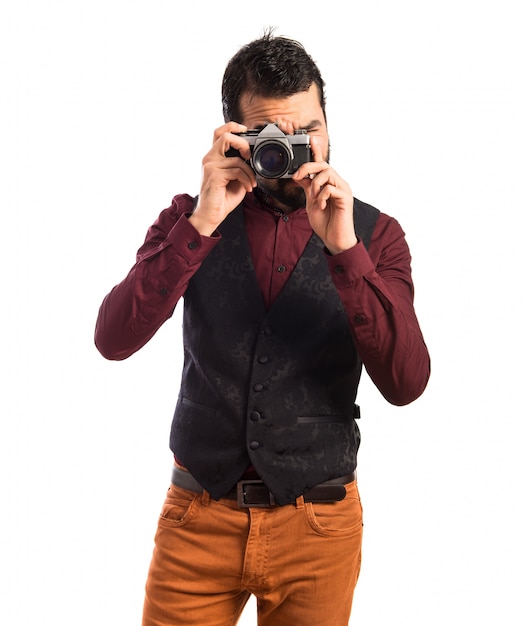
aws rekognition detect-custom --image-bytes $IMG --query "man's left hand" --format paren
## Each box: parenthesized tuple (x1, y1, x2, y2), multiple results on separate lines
(293, 137, 357, 255)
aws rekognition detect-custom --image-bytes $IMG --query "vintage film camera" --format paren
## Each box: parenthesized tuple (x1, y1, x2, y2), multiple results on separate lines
(226, 123, 312, 179)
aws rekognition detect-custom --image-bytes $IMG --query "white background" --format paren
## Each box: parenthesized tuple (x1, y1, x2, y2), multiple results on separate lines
(1, 1, 523, 624)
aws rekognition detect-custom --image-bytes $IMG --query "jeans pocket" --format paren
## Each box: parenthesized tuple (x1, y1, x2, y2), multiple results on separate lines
(157, 483, 200, 528)
(305, 483, 363, 537)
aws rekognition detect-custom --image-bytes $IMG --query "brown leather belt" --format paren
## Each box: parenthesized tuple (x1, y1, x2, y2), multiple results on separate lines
(171, 466, 355, 508)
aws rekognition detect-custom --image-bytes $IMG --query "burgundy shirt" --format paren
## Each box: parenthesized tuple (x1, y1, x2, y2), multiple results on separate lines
(95, 192, 430, 406)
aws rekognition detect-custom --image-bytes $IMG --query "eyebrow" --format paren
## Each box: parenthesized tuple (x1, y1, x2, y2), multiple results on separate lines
(302, 119, 323, 131)
(252, 119, 323, 132)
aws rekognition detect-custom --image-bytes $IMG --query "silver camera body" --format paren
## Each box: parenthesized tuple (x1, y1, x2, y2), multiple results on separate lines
(227, 123, 312, 179)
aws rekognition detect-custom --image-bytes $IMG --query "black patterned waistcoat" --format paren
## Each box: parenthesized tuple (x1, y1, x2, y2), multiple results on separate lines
(170, 199, 379, 504)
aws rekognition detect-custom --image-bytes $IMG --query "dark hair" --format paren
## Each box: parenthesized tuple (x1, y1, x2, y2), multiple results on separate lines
(222, 30, 326, 123)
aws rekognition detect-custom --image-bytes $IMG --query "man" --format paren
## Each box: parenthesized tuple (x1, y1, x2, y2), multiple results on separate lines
(95, 31, 430, 626)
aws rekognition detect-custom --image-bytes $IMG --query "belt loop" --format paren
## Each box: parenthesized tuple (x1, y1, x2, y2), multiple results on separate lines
(200, 490, 211, 506)
(295, 495, 305, 510)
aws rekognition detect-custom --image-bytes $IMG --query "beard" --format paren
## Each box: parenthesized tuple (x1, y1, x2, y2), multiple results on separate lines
(255, 145, 330, 213)
(255, 177, 306, 213)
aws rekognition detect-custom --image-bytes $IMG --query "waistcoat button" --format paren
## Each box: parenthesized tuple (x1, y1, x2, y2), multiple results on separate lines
(258, 354, 269, 364)
(253, 383, 264, 392)
(250, 411, 261, 422)
(249, 441, 260, 450)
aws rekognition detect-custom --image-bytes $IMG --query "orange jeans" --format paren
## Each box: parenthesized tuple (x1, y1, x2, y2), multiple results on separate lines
(142, 478, 363, 626)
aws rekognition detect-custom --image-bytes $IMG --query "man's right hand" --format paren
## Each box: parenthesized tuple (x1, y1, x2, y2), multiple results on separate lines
(189, 122, 257, 236)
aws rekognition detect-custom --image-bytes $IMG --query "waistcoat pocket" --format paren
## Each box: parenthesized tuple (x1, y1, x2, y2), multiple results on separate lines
(181, 396, 217, 415)
(296, 415, 347, 424)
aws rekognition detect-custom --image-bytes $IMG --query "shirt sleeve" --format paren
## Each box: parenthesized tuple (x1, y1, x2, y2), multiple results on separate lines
(94, 194, 220, 360)
(326, 213, 430, 406)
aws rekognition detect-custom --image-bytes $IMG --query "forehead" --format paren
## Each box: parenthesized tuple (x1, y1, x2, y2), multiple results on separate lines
(239, 84, 325, 128)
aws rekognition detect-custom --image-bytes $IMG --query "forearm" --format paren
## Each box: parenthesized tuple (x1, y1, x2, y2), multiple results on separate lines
(95, 198, 219, 360)
(328, 220, 430, 406)
(341, 270, 429, 405)
(94, 261, 184, 361)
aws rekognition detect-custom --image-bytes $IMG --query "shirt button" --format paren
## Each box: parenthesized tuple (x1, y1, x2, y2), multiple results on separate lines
(188, 241, 198, 250)
(249, 441, 260, 450)
(282, 215, 289, 222)
(354, 314, 365, 324)
(334, 265, 344, 274)
(277, 265, 286, 273)
(159, 287, 169, 296)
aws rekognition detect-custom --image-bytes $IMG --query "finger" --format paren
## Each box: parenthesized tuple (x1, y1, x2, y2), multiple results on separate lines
(201, 157, 256, 191)
(273, 119, 294, 135)
(316, 183, 354, 212)
(213, 122, 248, 143)
(220, 163, 257, 191)
(308, 170, 335, 197)
(219, 132, 252, 161)
(310, 136, 323, 162)
(293, 175, 311, 193)
(292, 161, 325, 183)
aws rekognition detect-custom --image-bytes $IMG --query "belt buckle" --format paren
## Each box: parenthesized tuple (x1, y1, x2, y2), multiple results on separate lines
(237, 479, 276, 508)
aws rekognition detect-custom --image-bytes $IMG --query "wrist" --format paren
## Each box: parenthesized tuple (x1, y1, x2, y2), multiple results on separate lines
(188, 212, 219, 237)
(326, 235, 358, 256)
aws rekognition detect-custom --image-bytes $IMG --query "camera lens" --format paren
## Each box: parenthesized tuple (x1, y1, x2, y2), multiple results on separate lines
(252, 141, 292, 178)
